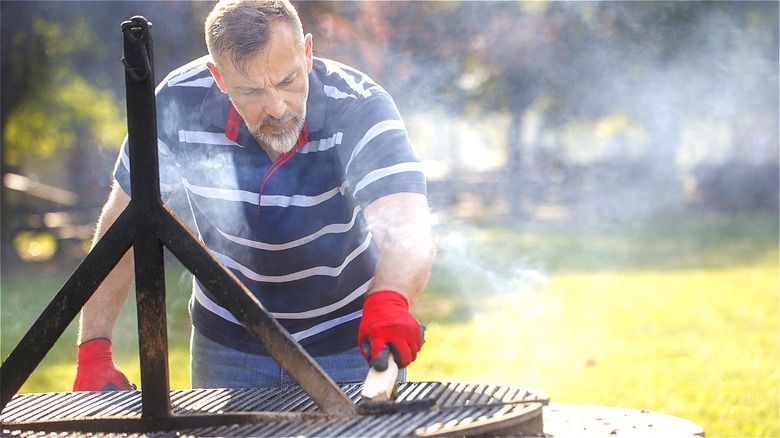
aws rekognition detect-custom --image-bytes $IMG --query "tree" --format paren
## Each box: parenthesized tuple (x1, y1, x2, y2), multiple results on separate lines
(0, 1, 211, 263)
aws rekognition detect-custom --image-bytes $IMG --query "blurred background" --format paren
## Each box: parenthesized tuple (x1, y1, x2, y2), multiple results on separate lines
(1, 2, 778, 437)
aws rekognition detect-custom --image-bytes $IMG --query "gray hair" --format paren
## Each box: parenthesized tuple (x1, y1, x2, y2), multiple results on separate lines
(205, 0, 304, 75)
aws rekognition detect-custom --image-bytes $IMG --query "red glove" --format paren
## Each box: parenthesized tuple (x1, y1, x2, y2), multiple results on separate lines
(359, 290, 422, 370)
(73, 338, 134, 391)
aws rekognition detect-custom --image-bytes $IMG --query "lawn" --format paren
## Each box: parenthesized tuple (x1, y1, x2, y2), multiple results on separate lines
(2, 212, 778, 437)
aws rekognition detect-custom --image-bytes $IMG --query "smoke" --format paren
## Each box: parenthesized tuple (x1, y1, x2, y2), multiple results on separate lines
(429, 223, 548, 303)
(408, 2, 778, 222)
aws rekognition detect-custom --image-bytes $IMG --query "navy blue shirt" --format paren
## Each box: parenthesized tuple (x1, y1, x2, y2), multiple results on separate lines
(113, 56, 426, 356)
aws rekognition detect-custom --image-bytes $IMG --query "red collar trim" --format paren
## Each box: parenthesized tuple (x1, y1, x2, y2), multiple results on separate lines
(225, 105, 241, 142)
(294, 121, 308, 151)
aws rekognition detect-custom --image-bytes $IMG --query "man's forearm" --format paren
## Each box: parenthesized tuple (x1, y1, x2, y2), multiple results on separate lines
(77, 183, 135, 344)
(364, 192, 435, 307)
(77, 249, 135, 343)
(370, 235, 433, 306)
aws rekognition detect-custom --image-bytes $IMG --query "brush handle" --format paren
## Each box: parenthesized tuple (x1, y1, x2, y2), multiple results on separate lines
(361, 353, 399, 401)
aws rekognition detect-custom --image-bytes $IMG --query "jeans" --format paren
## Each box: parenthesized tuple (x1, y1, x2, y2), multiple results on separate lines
(190, 328, 406, 388)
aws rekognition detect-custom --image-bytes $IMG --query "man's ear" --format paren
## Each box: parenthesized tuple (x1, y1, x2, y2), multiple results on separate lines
(304, 33, 313, 72)
(206, 61, 228, 93)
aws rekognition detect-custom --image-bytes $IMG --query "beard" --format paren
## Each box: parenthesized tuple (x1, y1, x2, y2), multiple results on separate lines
(240, 79, 308, 156)
(250, 110, 305, 155)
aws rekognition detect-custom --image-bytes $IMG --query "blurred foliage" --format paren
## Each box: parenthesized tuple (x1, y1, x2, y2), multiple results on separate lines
(3, 68, 126, 166)
(0, 3, 210, 168)
(2, 1, 777, 180)
(0, 1, 213, 265)
(297, 1, 778, 219)
(2, 16, 122, 164)
(300, 2, 778, 127)
(12, 230, 58, 262)
(3, 1, 777, 167)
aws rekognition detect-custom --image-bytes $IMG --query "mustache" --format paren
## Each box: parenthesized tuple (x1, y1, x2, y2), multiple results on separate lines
(262, 112, 298, 126)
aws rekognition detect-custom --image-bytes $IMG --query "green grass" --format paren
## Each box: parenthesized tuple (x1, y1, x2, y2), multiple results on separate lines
(1, 257, 194, 391)
(410, 212, 779, 438)
(2, 212, 778, 437)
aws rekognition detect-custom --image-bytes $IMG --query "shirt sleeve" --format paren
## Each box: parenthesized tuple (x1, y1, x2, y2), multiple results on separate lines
(112, 83, 183, 202)
(112, 135, 183, 202)
(337, 92, 427, 208)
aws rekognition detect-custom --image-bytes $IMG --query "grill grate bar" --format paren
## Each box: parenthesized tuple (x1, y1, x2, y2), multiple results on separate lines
(99, 392, 142, 417)
(308, 415, 362, 437)
(253, 386, 301, 412)
(342, 383, 366, 403)
(170, 388, 211, 411)
(213, 388, 268, 413)
(3, 393, 62, 422)
(59, 392, 132, 419)
(489, 383, 510, 403)
(436, 381, 467, 407)
(397, 381, 442, 404)
(181, 392, 225, 413)
(275, 387, 317, 412)
(34, 392, 90, 420)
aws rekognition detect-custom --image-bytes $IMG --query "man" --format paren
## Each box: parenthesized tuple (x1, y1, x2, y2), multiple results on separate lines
(74, 0, 434, 390)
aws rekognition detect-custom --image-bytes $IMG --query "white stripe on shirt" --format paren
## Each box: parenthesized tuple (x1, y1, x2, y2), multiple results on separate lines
(289, 310, 362, 342)
(195, 280, 363, 341)
(345, 120, 406, 175)
(212, 232, 373, 283)
(193, 277, 369, 321)
(217, 205, 360, 251)
(182, 179, 349, 208)
(298, 132, 343, 154)
(158, 138, 174, 157)
(179, 130, 240, 147)
(166, 61, 212, 87)
(324, 63, 374, 98)
(324, 84, 357, 100)
(171, 76, 214, 88)
(353, 162, 425, 196)
(260, 180, 348, 207)
(182, 178, 258, 204)
(193, 281, 241, 324)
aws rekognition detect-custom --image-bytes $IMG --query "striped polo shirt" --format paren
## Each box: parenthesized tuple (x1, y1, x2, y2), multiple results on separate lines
(112, 55, 426, 356)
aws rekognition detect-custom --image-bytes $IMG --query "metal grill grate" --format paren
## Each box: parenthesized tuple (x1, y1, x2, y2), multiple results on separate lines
(1, 382, 548, 437)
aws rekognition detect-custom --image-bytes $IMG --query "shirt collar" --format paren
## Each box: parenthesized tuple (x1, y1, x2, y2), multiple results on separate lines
(201, 82, 231, 130)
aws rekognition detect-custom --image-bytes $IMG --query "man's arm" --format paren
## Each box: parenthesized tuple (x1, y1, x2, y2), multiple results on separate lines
(73, 182, 135, 391)
(358, 192, 435, 369)
(363, 192, 434, 305)
(78, 183, 134, 344)
(78, 182, 135, 343)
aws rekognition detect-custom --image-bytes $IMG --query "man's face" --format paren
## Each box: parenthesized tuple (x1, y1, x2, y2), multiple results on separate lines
(208, 22, 312, 155)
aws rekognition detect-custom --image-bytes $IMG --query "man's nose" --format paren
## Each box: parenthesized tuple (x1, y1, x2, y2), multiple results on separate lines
(264, 89, 287, 120)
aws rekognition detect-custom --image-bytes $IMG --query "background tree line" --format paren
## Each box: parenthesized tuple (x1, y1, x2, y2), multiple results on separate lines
(1, 1, 778, 265)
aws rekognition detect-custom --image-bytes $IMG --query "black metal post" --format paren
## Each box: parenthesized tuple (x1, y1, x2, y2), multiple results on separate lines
(121, 16, 172, 421)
